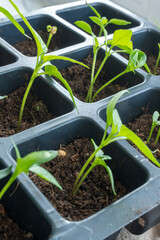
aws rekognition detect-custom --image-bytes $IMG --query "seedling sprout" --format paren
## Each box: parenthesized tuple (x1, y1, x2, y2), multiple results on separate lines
(73, 90, 160, 196)
(147, 111, 160, 145)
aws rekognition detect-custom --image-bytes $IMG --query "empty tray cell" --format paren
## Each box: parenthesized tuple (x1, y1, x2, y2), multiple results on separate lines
(0, 68, 73, 137)
(99, 89, 160, 162)
(10, 118, 148, 221)
(57, 2, 140, 35)
(0, 161, 52, 240)
(0, 45, 17, 66)
(0, 15, 85, 56)
(53, 47, 144, 102)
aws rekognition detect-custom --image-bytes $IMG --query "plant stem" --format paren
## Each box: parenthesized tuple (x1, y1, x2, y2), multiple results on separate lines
(0, 172, 17, 199)
(86, 49, 98, 102)
(154, 48, 160, 75)
(147, 126, 154, 144)
(17, 70, 37, 132)
(72, 145, 102, 194)
(91, 69, 128, 102)
(73, 164, 95, 196)
(155, 128, 160, 145)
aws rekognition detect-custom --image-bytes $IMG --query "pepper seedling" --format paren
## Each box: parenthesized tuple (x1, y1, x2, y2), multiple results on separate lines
(72, 90, 160, 196)
(0, 141, 65, 199)
(153, 19, 160, 75)
(1, 0, 89, 132)
(147, 111, 160, 145)
(75, 4, 150, 103)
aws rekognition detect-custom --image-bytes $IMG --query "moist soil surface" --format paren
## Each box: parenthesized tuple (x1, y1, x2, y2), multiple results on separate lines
(127, 109, 160, 161)
(14, 29, 61, 57)
(0, 82, 54, 137)
(30, 138, 128, 221)
(59, 55, 127, 102)
(0, 203, 33, 240)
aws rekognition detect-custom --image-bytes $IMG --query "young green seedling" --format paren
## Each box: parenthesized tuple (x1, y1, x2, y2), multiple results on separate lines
(147, 111, 160, 145)
(0, 141, 65, 199)
(72, 90, 160, 196)
(75, 4, 150, 103)
(1, 1, 89, 132)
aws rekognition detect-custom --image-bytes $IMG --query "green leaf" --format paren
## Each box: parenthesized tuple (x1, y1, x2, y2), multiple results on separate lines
(0, 95, 7, 100)
(43, 64, 77, 111)
(117, 125, 160, 167)
(16, 151, 58, 175)
(112, 29, 133, 51)
(8, 0, 47, 57)
(0, 166, 12, 180)
(112, 109, 122, 134)
(87, 4, 101, 18)
(106, 90, 129, 127)
(42, 55, 89, 69)
(89, 16, 102, 27)
(143, 63, 152, 74)
(29, 165, 62, 190)
(102, 17, 108, 26)
(0, 7, 31, 39)
(75, 21, 92, 35)
(128, 49, 147, 71)
(153, 111, 159, 122)
(108, 19, 131, 26)
(93, 158, 116, 195)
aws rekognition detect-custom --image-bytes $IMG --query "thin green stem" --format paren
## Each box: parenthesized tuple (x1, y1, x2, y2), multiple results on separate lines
(147, 126, 155, 144)
(155, 128, 160, 145)
(154, 48, 160, 75)
(72, 145, 102, 194)
(86, 49, 98, 102)
(91, 69, 128, 102)
(17, 70, 37, 132)
(73, 164, 95, 196)
(0, 172, 17, 199)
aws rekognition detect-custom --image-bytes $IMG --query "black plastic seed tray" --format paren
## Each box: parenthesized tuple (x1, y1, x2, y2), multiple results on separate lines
(1, 0, 160, 239)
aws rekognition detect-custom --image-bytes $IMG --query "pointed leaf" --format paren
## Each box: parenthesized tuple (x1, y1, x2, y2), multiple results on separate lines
(8, 0, 47, 57)
(128, 49, 147, 71)
(0, 7, 30, 39)
(17, 151, 58, 174)
(106, 90, 129, 127)
(108, 19, 131, 26)
(87, 4, 101, 18)
(112, 29, 133, 51)
(43, 55, 89, 69)
(112, 109, 122, 134)
(29, 165, 62, 190)
(89, 16, 102, 27)
(117, 125, 160, 167)
(75, 21, 92, 35)
(43, 64, 77, 111)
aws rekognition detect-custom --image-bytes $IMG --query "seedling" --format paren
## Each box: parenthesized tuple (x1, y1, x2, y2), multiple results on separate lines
(0, 141, 65, 199)
(75, 4, 150, 103)
(147, 111, 160, 145)
(72, 90, 160, 196)
(1, 0, 89, 132)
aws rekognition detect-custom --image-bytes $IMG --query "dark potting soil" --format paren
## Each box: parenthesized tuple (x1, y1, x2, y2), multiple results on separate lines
(0, 82, 54, 137)
(0, 203, 33, 240)
(59, 55, 127, 102)
(127, 110, 160, 160)
(30, 138, 128, 221)
(14, 29, 61, 57)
